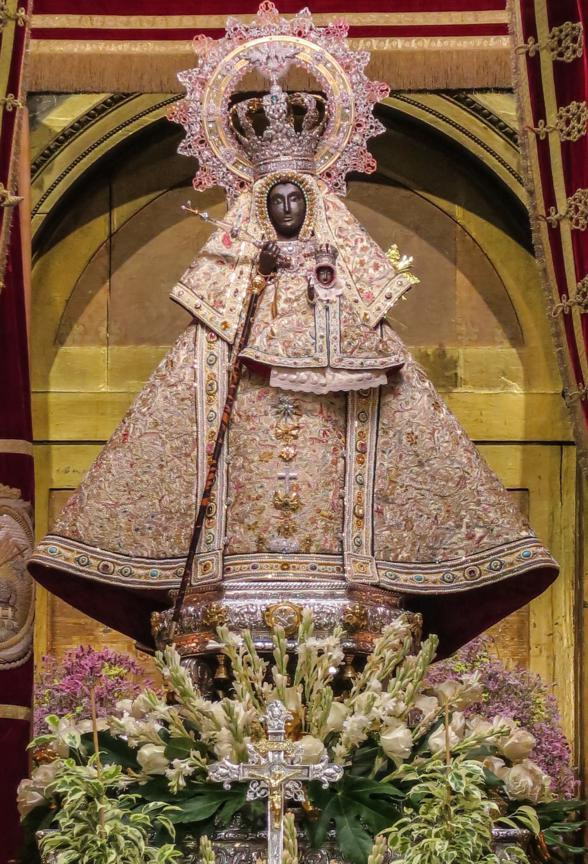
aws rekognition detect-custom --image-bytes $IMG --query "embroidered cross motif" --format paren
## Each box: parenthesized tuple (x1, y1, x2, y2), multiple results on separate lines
(277, 467, 298, 495)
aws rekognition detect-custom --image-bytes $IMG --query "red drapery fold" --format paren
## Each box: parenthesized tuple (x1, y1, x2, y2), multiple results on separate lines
(0, 2, 34, 862)
(510, 0, 588, 471)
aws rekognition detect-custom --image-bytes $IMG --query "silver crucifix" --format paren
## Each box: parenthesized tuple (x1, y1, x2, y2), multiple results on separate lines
(207, 700, 343, 864)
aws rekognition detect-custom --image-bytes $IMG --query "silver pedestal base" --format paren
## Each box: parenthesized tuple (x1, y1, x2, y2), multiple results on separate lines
(152, 577, 421, 660)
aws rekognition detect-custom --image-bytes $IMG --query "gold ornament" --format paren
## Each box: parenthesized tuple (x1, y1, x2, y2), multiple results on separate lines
(263, 601, 303, 636)
(202, 602, 228, 628)
(342, 603, 369, 631)
(273, 490, 302, 514)
(531, 100, 588, 142)
(544, 187, 588, 231)
(517, 20, 584, 63)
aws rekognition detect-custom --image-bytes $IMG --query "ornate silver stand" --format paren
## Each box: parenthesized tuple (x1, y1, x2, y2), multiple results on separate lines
(152, 575, 421, 659)
(175, 826, 532, 864)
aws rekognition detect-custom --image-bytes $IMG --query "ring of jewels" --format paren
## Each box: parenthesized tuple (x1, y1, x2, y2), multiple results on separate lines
(201, 35, 355, 182)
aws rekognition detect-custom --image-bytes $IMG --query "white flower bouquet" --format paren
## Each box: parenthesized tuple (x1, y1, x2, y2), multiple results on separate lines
(19, 612, 582, 864)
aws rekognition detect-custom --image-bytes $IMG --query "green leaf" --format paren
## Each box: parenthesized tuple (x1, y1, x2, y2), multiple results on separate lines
(216, 787, 248, 827)
(545, 821, 587, 833)
(164, 736, 200, 761)
(306, 775, 403, 864)
(349, 744, 381, 777)
(86, 732, 140, 770)
(496, 804, 541, 836)
(336, 810, 374, 864)
(168, 785, 247, 825)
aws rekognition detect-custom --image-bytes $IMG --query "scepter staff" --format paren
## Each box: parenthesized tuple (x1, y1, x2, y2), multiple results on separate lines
(181, 202, 261, 246)
(169, 219, 270, 636)
(181, 202, 293, 267)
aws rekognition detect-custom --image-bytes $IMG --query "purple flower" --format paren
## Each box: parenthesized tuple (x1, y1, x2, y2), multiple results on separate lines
(33, 646, 150, 735)
(427, 637, 577, 798)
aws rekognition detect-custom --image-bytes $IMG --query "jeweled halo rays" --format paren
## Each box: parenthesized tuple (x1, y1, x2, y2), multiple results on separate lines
(168, 1, 389, 201)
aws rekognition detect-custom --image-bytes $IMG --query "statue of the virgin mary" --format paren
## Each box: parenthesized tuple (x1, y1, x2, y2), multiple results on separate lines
(29, 3, 557, 660)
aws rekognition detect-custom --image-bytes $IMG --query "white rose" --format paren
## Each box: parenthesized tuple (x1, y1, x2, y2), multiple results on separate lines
(77, 718, 109, 735)
(456, 673, 484, 708)
(324, 701, 349, 735)
(17, 761, 61, 819)
(17, 780, 46, 819)
(115, 698, 133, 714)
(466, 716, 494, 738)
(500, 728, 536, 762)
(450, 712, 466, 737)
(414, 694, 438, 723)
(427, 713, 465, 755)
(380, 720, 413, 761)
(502, 759, 551, 803)
(136, 743, 169, 775)
(490, 715, 517, 737)
(432, 676, 482, 710)
(30, 762, 60, 789)
(482, 756, 507, 778)
(432, 680, 459, 705)
(300, 735, 326, 764)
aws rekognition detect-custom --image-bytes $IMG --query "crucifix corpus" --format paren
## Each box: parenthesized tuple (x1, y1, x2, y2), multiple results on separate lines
(207, 700, 343, 864)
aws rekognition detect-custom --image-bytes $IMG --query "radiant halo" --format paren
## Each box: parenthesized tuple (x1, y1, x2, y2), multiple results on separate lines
(169, 2, 389, 200)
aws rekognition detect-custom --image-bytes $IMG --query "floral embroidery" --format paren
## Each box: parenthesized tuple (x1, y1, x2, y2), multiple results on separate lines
(374, 332, 533, 564)
(225, 368, 346, 556)
(53, 326, 199, 559)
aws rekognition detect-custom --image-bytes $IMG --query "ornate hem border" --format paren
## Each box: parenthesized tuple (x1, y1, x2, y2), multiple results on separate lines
(378, 536, 557, 593)
(30, 535, 557, 595)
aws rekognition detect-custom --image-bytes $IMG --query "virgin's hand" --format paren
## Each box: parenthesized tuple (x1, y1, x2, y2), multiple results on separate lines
(258, 241, 279, 276)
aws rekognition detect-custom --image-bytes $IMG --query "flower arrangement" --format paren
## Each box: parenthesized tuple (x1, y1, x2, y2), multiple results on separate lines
(19, 615, 584, 864)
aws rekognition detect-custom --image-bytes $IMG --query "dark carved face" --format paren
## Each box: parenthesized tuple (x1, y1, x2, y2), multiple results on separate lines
(316, 265, 335, 286)
(267, 182, 306, 239)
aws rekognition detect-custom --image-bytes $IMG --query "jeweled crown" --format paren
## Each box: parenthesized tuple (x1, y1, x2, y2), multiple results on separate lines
(230, 82, 326, 178)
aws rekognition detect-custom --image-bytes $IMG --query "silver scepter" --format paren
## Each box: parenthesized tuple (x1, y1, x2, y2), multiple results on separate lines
(181, 201, 293, 267)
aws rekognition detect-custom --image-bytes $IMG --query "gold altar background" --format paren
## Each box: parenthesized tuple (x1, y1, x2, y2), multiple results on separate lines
(28, 92, 583, 766)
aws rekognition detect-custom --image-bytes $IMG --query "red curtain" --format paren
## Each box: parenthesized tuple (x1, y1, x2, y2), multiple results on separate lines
(0, 3, 34, 862)
(510, 0, 588, 471)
